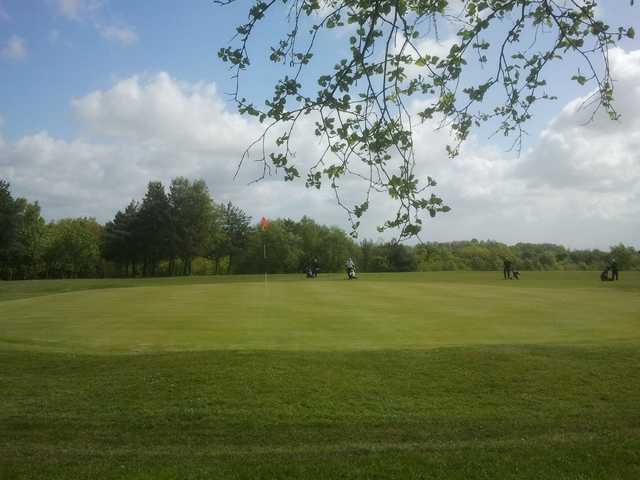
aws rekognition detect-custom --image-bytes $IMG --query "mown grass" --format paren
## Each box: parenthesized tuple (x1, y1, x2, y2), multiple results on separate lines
(1, 270, 636, 303)
(1, 271, 639, 479)
(1, 272, 639, 353)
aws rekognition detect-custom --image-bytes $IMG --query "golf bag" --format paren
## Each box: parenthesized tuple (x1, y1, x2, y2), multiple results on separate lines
(347, 267, 357, 280)
(600, 268, 611, 281)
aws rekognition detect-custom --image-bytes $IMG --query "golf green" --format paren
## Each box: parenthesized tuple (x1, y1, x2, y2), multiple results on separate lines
(2, 272, 639, 479)
(2, 271, 639, 353)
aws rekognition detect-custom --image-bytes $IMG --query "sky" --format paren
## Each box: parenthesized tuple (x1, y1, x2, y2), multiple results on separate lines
(0, 0, 639, 249)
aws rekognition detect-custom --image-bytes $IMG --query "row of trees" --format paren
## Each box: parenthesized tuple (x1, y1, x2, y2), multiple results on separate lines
(0, 177, 358, 279)
(103, 178, 228, 277)
(1, 178, 639, 281)
(1, 180, 103, 280)
(102, 178, 361, 276)
(361, 241, 640, 273)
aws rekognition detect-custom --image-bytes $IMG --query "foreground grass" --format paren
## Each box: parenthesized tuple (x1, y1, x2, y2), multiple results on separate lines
(2, 346, 639, 479)
(1, 272, 639, 478)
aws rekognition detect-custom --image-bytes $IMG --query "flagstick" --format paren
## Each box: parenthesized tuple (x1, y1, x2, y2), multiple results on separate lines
(260, 217, 269, 289)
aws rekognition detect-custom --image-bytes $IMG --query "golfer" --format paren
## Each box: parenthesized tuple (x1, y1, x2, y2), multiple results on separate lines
(610, 258, 619, 281)
(345, 257, 357, 279)
(503, 258, 512, 280)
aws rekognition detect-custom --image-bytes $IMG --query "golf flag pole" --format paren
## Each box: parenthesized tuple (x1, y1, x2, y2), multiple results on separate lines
(259, 217, 270, 285)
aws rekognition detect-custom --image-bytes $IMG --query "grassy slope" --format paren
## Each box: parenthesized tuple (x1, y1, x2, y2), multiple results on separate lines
(1, 272, 639, 479)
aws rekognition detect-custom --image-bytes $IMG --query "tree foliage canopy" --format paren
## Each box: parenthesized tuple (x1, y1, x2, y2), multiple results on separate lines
(217, 0, 635, 239)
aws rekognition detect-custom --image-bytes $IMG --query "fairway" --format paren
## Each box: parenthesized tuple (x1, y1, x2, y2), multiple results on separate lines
(2, 271, 640, 479)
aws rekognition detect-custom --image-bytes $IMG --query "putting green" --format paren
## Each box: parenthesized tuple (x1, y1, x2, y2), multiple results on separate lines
(2, 272, 638, 353)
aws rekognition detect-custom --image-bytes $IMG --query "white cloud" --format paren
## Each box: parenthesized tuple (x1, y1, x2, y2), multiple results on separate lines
(1, 35, 27, 61)
(413, 37, 455, 60)
(55, 0, 102, 21)
(0, 73, 336, 228)
(402, 48, 640, 247)
(2, 50, 640, 249)
(53, 0, 138, 47)
(514, 48, 640, 194)
(393, 36, 455, 81)
(72, 73, 259, 154)
(98, 24, 138, 46)
(0, 133, 131, 216)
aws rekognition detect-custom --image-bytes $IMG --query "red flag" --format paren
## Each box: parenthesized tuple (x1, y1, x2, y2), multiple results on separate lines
(259, 217, 270, 231)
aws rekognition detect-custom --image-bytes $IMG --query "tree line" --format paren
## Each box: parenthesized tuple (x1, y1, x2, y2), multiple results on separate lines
(1, 178, 638, 281)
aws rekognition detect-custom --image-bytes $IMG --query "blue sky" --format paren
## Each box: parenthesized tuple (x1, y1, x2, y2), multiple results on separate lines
(1, 0, 349, 139)
(1, 0, 639, 248)
(1, 0, 636, 141)
(1, 0, 249, 139)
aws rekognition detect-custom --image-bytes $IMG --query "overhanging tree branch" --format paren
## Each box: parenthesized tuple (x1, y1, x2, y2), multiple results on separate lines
(217, 0, 635, 240)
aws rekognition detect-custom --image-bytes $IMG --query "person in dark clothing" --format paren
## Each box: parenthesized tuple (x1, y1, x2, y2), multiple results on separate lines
(610, 258, 619, 281)
(503, 259, 512, 280)
(305, 265, 315, 278)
